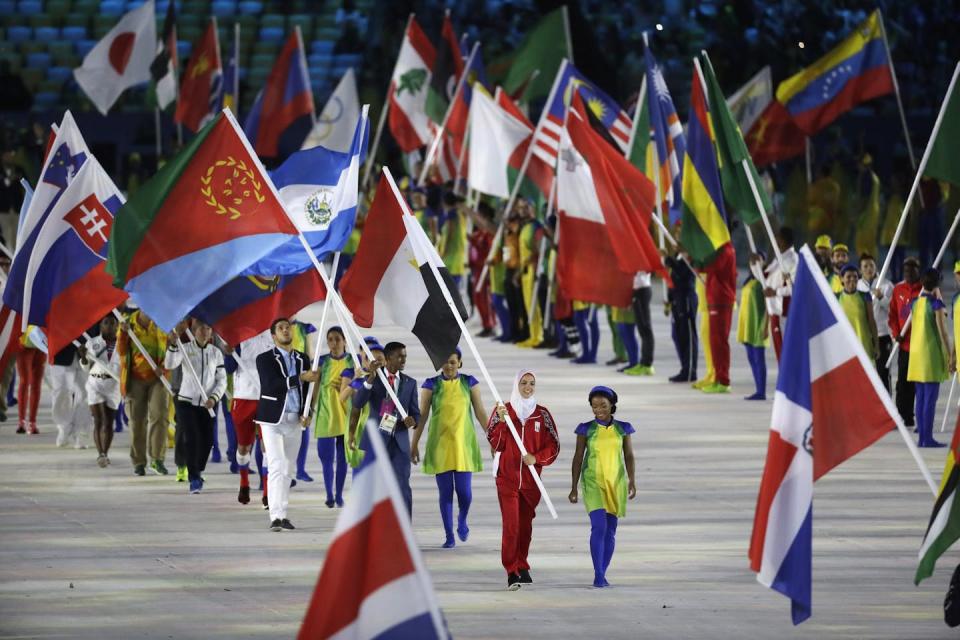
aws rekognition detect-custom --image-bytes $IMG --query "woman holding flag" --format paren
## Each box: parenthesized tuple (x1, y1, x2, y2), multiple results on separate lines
(487, 369, 559, 590)
(311, 326, 352, 508)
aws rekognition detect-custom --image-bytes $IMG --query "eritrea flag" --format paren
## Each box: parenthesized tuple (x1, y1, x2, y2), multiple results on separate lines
(106, 110, 299, 331)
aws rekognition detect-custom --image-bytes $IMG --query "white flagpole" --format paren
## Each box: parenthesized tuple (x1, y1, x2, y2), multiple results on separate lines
(362, 13, 415, 190)
(418, 41, 480, 186)
(877, 61, 960, 287)
(301, 251, 340, 418)
(940, 372, 957, 433)
(383, 165, 558, 519)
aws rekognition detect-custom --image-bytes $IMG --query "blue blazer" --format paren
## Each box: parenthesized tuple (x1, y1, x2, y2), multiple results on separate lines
(353, 370, 421, 444)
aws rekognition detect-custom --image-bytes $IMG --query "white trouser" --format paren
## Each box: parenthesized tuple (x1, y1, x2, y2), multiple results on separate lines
(50, 363, 90, 444)
(259, 414, 302, 522)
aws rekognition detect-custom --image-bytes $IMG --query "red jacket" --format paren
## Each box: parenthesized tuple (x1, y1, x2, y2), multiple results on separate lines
(468, 229, 493, 274)
(889, 280, 922, 351)
(487, 403, 560, 492)
(703, 243, 737, 306)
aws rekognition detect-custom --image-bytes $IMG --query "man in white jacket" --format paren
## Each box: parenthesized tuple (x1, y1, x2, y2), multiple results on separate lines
(164, 319, 227, 494)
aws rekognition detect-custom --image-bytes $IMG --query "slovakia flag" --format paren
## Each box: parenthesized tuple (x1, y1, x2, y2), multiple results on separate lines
(298, 404, 449, 640)
(748, 245, 899, 624)
(20, 157, 128, 359)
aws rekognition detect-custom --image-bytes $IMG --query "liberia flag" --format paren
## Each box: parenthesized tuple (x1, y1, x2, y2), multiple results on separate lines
(298, 404, 448, 639)
(339, 171, 466, 370)
(749, 245, 898, 624)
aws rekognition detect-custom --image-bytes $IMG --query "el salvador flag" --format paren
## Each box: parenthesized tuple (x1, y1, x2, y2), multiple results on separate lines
(242, 106, 369, 276)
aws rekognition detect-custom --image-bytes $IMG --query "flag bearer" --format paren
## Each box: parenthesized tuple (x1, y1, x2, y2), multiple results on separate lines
(568, 386, 636, 588)
(908, 268, 954, 448)
(81, 314, 122, 467)
(312, 326, 352, 508)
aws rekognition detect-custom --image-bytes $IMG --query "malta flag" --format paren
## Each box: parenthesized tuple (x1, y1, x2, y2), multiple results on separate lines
(387, 17, 436, 152)
(298, 406, 448, 639)
(73, 0, 156, 115)
(467, 87, 531, 198)
(748, 246, 898, 624)
(340, 171, 466, 370)
(19, 156, 129, 358)
(175, 18, 223, 133)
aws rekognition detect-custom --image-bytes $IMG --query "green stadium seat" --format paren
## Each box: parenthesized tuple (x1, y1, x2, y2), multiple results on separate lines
(46, 0, 72, 17)
(35, 26, 60, 41)
(20, 67, 44, 91)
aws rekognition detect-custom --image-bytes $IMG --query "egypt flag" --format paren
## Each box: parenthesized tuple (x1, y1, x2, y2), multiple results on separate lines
(298, 403, 448, 639)
(388, 17, 436, 152)
(175, 19, 222, 133)
(340, 172, 466, 370)
(105, 110, 300, 331)
(749, 246, 899, 624)
(916, 415, 960, 585)
(73, 0, 156, 115)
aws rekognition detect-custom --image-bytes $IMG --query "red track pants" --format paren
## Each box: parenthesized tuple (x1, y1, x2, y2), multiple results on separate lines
(708, 305, 733, 387)
(497, 484, 540, 575)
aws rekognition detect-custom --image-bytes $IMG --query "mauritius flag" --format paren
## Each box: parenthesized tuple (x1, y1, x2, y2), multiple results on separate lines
(680, 68, 730, 267)
(106, 110, 300, 331)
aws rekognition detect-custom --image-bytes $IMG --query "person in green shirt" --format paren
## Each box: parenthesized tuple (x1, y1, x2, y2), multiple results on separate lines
(739, 254, 769, 400)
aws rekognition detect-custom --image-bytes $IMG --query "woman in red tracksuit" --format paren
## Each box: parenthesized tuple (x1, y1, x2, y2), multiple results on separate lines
(486, 369, 559, 590)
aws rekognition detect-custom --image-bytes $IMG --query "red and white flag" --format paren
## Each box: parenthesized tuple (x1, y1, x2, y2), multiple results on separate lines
(73, 0, 157, 115)
(298, 391, 448, 639)
(387, 18, 436, 152)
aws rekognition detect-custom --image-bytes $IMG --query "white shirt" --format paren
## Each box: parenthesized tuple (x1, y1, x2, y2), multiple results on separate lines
(858, 276, 894, 338)
(232, 329, 274, 400)
(633, 271, 652, 288)
(81, 336, 120, 379)
(764, 247, 799, 315)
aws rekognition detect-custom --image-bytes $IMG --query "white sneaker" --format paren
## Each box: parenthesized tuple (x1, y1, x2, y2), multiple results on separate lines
(73, 437, 87, 450)
(55, 429, 67, 448)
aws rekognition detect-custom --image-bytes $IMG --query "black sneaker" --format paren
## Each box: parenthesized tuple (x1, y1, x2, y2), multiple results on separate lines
(519, 569, 533, 584)
(133, 464, 146, 476)
(281, 519, 295, 530)
(269, 519, 282, 532)
(238, 486, 250, 505)
(507, 573, 522, 591)
(262, 495, 269, 510)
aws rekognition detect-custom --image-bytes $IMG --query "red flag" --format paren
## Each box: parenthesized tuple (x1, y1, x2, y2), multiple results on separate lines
(175, 19, 222, 133)
(746, 101, 806, 167)
(387, 18, 436, 152)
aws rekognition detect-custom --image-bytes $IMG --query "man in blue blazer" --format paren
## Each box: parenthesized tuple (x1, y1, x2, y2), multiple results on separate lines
(353, 341, 421, 515)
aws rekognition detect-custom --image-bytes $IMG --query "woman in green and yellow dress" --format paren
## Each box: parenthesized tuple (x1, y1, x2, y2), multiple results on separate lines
(569, 386, 636, 588)
(908, 269, 954, 448)
(836, 264, 878, 361)
(312, 327, 352, 507)
(410, 349, 489, 548)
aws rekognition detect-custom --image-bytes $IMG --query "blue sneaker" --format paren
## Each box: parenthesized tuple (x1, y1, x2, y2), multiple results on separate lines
(210, 449, 222, 463)
(296, 471, 313, 482)
(189, 479, 202, 494)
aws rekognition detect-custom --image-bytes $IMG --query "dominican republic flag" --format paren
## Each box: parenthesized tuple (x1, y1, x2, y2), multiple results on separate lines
(190, 271, 326, 346)
(387, 17, 436, 153)
(298, 405, 449, 639)
(175, 18, 222, 133)
(340, 171, 467, 370)
(243, 27, 315, 159)
(243, 106, 369, 276)
(644, 42, 686, 224)
(17, 156, 129, 359)
(4, 111, 89, 320)
(73, 0, 156, 115)
(532, 59, 632, 169)
(748, 245, 899, 625)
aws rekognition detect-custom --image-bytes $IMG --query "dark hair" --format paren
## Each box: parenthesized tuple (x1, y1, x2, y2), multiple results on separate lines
(779, 226, 794, 246)
(270, 317, 290, 335)
(859, 253, 875, 265)
(922, 268, 941, 291)
(327, 326, 345, 340)
(477, 201, 494, 219)
(840, 263, 859, 277)
(383, 341, 406, 358)
(588, 387, 618, 415)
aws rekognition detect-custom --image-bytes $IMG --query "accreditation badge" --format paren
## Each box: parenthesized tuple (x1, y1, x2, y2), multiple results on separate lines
(379, 413, 397, 435)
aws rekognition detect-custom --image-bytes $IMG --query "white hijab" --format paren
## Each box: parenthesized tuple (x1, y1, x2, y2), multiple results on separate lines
(510, 369, 538, 422)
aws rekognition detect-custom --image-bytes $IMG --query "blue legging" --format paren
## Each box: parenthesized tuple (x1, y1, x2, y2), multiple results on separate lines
(574, 308, 599, 361)
(744, 344, 767, 397)
(317, 435, 347, 503)
(915, 381, 941, 445)
(296, 428, 310, 477)
(492, 293, 512, 341)
(617, 322, 639, 367)
(436, 471, 472, 542)
(589, 509, 618, 586)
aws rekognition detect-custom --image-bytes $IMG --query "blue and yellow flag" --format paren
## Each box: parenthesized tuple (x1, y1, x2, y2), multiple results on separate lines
(680, 69, 730, 267)
(775, 9, 893, 135)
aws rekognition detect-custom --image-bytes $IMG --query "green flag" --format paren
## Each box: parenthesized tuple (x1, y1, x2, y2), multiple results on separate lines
(700, 54, 772, 226)
(627, 77, 652, 176)
(487, 7, 571, 104)
(924, 66, 960, 187)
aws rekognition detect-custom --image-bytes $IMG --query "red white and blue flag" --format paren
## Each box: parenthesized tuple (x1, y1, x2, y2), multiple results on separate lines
(644, 43, 686, 224)
(18, 157, 128, 359)
(748, 245, 898, 624)
(243, 28, 314, 159)
(3, 111, 89, 323)
(298, 403, 449, 639)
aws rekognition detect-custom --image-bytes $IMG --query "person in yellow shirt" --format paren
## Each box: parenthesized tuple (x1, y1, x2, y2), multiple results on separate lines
(853, 152, 881, 259)
(828, 243, 849, 294)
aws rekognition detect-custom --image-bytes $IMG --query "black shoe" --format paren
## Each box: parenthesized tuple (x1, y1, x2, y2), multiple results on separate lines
(519, 569, 533, 584)
(477, 328, 494, 338)
(238, 486, 250, 505)
(133, 464, 146, 476)
(669, 373, 693, 383)
(325, 499, 336, 508)
(262, 495, 269, 510)
(269, 519, 283, 532)
(281, 518, 295, 530)
(507, 573, 522, 591)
